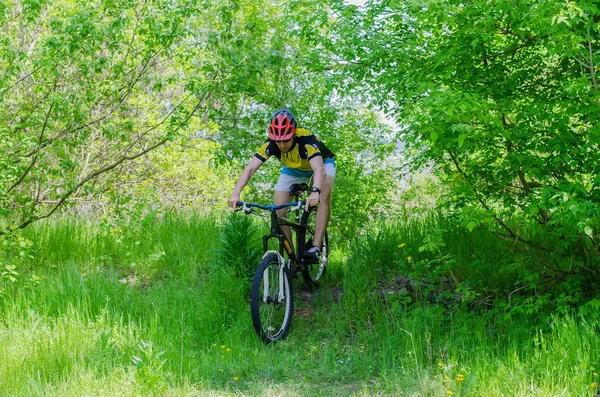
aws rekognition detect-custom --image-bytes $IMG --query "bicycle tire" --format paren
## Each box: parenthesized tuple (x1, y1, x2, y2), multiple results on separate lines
(250, 253, 294, 343)
(297, 206, 328, 287)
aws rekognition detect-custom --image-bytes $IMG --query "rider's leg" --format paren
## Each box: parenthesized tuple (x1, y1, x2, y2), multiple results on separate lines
(311, 160, 336, 249)
(313, 174, 334, 248)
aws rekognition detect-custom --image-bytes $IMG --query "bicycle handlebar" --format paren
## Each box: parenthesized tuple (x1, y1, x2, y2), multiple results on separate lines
(235, 201, 306, 213)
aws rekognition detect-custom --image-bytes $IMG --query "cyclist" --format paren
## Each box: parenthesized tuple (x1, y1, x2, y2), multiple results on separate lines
(228, 108, 335, 264)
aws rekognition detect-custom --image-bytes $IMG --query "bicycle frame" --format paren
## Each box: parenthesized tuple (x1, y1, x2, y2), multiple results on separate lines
(262, 209, 306, 305)
(237, 200, 308, 266)
(262, 208, 306, 266)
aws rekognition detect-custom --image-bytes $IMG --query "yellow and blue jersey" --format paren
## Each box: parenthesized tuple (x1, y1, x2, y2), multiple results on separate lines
(254, 128, 335, 174)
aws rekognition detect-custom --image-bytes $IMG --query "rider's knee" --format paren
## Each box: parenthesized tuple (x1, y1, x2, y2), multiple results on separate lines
(319, 189, 332, 205)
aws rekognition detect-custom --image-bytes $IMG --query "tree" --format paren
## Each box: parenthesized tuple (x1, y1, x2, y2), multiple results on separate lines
(0, 0, 404, 244)
(187, 0, 402, 238)
(331, 0, 600, 296)
(0, 0, 209, 234)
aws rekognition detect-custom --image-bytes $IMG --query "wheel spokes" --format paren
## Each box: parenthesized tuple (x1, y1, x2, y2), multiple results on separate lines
(259, 264, 288, 337)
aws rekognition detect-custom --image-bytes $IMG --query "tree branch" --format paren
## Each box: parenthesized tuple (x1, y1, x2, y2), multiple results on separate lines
(7, 89, 55, 193)
(586, 27, 597, 90)
(447, 149, 553, 252)
(480, 36, 537, 61)
(0, 92, 204, 237)
(5, 137, 169, 235)
(508, 276, 562, 307)
(0, 65, 45, 95)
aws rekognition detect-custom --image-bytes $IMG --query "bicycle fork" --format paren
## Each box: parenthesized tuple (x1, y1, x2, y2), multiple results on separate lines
(261, 250, 288, 303)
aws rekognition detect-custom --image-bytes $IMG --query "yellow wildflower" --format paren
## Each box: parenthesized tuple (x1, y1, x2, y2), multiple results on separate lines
(398, 243, 406, 248)
(457, 374, 465, 382)
(592, 382, 598, 388)
(444, 375, 449, 381)
(233, 377, 239, 381)
(447, 391, 454, 395)
(226, 348, 231, 352)
(594, 372, 598, 377)
(438, 361, 444, 368)
(220, 345, 225, 349)
(220, 355, 225, 359)
(407, 256, 413, 263)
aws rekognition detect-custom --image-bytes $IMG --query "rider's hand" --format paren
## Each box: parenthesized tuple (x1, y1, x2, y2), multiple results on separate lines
(228, 193, 240, 211)
(306, 191, 320, 210)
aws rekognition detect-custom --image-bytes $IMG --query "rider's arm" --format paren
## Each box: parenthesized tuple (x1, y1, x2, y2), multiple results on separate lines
(228, 156, 264, 209)
(307, 156, 324, 208)
(303, 136, 325, 193)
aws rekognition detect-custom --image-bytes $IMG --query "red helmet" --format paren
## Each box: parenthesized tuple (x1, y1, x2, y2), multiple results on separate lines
(268, 109, 297, 141)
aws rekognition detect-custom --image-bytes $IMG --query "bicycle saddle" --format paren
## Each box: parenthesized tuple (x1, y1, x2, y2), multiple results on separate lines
(289, 183, 309, 197)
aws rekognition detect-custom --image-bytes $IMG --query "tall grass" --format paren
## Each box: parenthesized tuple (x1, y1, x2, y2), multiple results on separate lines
(0, 213, 598, 396)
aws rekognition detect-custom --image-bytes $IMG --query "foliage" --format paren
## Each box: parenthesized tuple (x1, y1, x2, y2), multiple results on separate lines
(0, 0, 402, 249)
(0, 230, 34, 295)
(146, 139, 237, 212)
(0, 0, 207, 234)
(218, 212, 262, 279)
(1, 215, 600, 396)
(96, 138, 237, 228)
(330, 0, 600, 304)
(177, 0, 404, 239)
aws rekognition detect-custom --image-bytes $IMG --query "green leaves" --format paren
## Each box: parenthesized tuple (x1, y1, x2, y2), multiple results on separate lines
(0, 0, 208, 233)
(331, 0, 600, 300)
(584, 226, 594, 239)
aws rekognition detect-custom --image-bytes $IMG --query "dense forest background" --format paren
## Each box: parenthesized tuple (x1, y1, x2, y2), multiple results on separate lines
(3, 0, 598, 315)
(1, 0, 599, 395)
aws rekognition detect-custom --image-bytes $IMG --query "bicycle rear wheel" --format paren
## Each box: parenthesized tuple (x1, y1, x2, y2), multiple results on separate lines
(250, 254, 294, 343)
(298, 206, 328, 287)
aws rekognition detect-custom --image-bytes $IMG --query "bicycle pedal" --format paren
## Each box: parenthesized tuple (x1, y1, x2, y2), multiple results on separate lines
(290, 263, 301, 276)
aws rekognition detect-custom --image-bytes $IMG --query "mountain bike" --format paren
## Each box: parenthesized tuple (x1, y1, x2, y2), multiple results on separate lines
(235, 184, 329, 343)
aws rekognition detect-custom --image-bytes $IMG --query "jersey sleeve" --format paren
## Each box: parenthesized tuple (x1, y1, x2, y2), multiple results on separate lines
(254, 141, 273, 162)
(303, 136, 322, 161)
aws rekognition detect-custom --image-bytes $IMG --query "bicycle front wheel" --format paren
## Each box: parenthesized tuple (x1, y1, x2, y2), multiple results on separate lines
(298, 206, 329, 287)
(250, 254, 294, 343)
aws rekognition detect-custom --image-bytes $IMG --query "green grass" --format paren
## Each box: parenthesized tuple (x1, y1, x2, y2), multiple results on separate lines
(0, 214, 599, 396)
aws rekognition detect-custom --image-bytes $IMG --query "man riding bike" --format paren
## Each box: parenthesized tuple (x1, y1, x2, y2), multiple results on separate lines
(228, 108, 335, 264)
